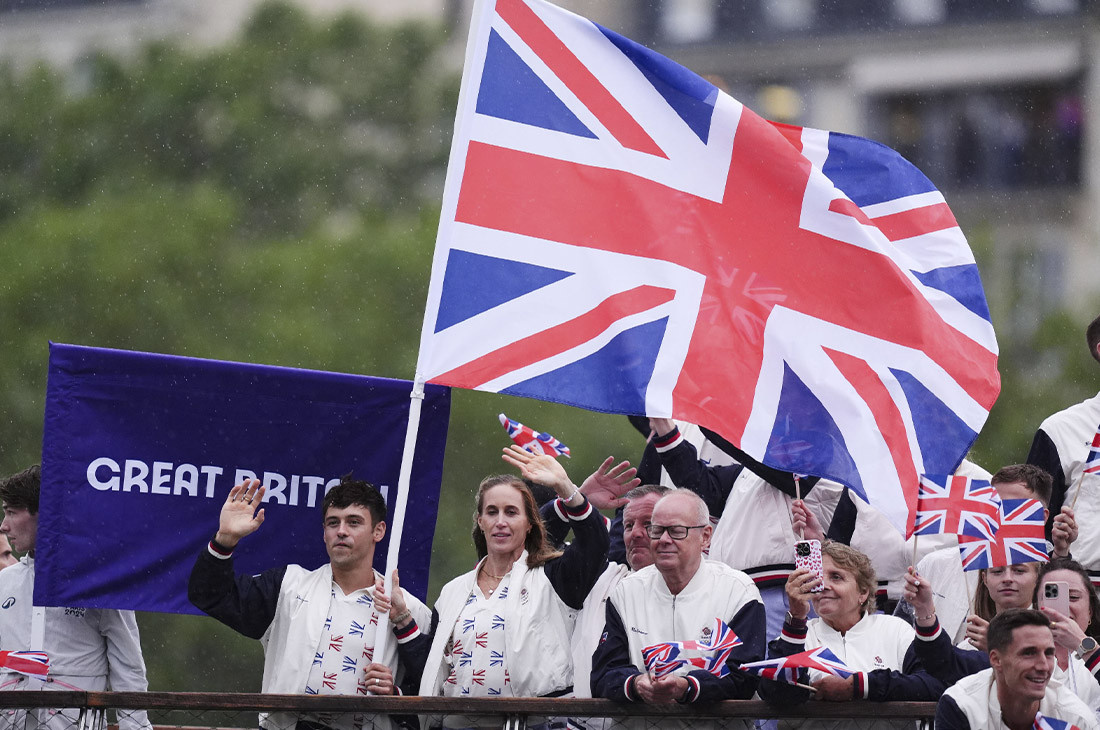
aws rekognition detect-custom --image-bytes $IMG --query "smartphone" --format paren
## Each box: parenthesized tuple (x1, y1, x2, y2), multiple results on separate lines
(1041, 581, 1071, 618)
(794, 539, 824, 592)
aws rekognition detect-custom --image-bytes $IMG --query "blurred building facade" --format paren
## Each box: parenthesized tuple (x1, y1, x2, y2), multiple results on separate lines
(0, 0, 455, 65)
(3, 0, 1097, 325)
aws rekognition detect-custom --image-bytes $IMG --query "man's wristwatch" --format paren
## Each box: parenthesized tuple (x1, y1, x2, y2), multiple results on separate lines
(1075, 636, 1098, 659)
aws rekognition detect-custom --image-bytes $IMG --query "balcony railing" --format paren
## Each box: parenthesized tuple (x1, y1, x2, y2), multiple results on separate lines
(0, 691, 938, 730)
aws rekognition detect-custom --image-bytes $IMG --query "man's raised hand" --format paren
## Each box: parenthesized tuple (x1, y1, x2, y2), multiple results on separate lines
(215, 479, 266, 549)
(580, 456, 639, 510)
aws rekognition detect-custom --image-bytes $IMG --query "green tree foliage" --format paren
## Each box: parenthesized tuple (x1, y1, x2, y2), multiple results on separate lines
(0, 2, 455, 234)
(960, 223, 1100, 469)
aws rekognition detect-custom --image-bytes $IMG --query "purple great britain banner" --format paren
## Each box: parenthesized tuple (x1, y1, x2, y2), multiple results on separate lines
(36, 343, 450, 614)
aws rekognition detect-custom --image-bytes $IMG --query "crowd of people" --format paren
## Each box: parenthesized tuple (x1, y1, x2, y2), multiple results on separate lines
(0, 314, 1099, 730)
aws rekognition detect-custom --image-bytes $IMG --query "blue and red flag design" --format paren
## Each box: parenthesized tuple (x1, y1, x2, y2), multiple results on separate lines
(641, 642, 681, 679)
(499, 413, 570, 457)
(740, 646, 853, 684)
(913, 474, 1000, 541)
(1083, 425, 1100, 476)
(641, 641, 677, 665)
(0, 651, 49, 679)
(958, 536, 996, 572)
(416, 0, 999, 537)
(641, 618, 742, 679)
(958, 498, 1047, 571)
(1034, 713, 1082, 730)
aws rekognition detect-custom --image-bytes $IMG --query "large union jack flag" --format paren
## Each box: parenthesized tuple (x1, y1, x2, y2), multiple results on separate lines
(1083, 424, 1100, 476)
(416, 0, 1000, 536)
(740, 646, 853, 684)
(913, 474, 1000, 540)
(958, 498, 1047, 571)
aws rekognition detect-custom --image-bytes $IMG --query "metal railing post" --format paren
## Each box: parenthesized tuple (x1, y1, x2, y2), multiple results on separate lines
(502, 713, 527, 730)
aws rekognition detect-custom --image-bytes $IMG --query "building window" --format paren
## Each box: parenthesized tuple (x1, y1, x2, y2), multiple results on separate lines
(874, 82, 1083, 191)
(893, 0, 945, 25)
(762, 0, 815, 31)
(658, 0, 716, 43)
(0, 0, 143, 12)
(1029, 0, 1078, 14)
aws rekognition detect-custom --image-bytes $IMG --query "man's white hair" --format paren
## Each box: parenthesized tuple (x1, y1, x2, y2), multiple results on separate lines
(656, 488, 710, 525)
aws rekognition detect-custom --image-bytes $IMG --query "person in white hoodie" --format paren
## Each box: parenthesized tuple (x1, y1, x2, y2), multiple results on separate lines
(1027, 313, 1100, 587)
(189, 477, 431, 730)
(935, 608, 1098, 730)
(404, 447, 609, 729)
(895, 464, 1077, 643)
(642, 418, 844, 641)
(0, 464, 151, 730)
(591, 489, 766, 728)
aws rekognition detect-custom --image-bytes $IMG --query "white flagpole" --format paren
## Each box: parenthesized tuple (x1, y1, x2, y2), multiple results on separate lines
(369, 0, 496, 682)
(371, 378, 426, 670)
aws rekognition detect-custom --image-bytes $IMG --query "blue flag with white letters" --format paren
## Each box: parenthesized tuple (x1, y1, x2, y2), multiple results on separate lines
(36, 343, 450, 614)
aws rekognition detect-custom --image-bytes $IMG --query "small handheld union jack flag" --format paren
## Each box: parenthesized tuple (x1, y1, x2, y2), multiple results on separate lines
(1083, 424, 1100, 476)
(740, 646, 853, 684)
(0, 651, 49, 679)
(499, 413, 570, 458)
(641, 642, 681, 679)
(958, 498, 1047, 571)
(914, 474, 1000, 541)
(641, 618, 742, 679)
(1034, 712, 1082, 730)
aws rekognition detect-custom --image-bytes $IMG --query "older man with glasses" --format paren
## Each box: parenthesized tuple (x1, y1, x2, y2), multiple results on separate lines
(591, 489, 766, 728)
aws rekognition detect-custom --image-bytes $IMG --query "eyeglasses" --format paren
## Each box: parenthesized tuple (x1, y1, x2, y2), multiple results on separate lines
(645, 524, 707, 540)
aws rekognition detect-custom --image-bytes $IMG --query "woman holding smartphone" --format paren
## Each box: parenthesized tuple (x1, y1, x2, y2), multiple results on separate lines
(905, 557, 1100, 705)
(759, 541, 943, 727)
(1035, 558, 1100, 709)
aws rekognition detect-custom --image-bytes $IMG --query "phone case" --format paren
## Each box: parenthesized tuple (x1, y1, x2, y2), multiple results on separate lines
(794, 539, 824, 592)
(1040, 581, 1071, 618)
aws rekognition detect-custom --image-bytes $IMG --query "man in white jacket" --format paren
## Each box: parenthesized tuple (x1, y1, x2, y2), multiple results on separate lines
(0, 464, 151, 730)
(189, 477, 430, 730)
(591, 490, 766, 726)
(1027, 312, 1100, 585)
(935, 608, 1098, 730)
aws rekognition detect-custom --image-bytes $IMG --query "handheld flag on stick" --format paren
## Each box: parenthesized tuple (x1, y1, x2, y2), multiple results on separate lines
(958, 498, 1047, 571)
(914, 475, 1000, 540)
(641, 642, 682, 679)
(913, 473, 999, 569)
(1084, 425, 1100, 476)
(1069, 422, 1100, 510)
(416, 0, 1000, 540)
(641, 619, 742, 678)
(0, 651, 49, 679)
(499, 413, 571, 457)
(740, 646, 853, 684)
